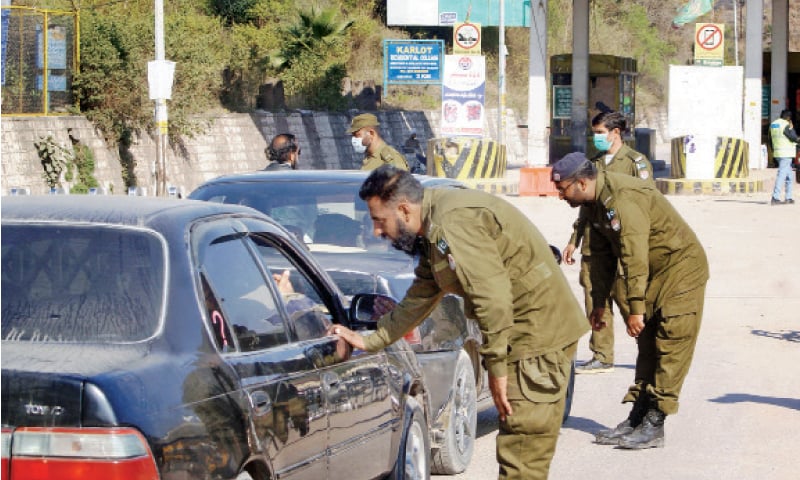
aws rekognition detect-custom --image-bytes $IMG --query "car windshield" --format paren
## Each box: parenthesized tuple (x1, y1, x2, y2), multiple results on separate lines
(194, 180, 404, 257)
(1, 223, 165, 343)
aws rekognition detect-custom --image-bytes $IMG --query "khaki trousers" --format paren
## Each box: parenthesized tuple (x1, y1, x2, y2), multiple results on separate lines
(623, 285, 705, 414)
(496, 341, 577, 480)
(580, 258, 629, 363)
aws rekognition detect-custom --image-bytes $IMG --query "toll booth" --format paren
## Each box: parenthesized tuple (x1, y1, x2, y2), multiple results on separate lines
(550, 54, 638, 163)
(763, 51, 800, 173)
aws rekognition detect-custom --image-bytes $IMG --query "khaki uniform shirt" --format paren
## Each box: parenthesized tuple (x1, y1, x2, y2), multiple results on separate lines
(570, 145, 654, 255)
(363, 189, 588, 378)
(586, 171, 709, 317)
(361, 142, 409, 171)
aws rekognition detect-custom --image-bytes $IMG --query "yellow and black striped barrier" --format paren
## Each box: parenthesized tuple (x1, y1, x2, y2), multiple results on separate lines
(669, 136, 749, 179)
(656, 178, 764, 195)
(428, 137, 516, 194)
(659, 136, 762, 195)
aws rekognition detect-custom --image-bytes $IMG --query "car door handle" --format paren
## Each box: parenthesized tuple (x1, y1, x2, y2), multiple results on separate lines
(249, 390, 272, 416)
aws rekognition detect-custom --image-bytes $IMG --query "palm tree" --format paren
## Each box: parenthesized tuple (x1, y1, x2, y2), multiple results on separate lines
(269, 6, 353, 70)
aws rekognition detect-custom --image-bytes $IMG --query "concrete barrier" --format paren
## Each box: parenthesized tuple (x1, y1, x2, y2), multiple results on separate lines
(427, 137, 519, 194)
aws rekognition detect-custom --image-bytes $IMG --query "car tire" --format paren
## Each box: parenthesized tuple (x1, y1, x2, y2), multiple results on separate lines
(562, 358, 576, 424)
(431, 351, 477, 475)
(389, 397, 430, 480)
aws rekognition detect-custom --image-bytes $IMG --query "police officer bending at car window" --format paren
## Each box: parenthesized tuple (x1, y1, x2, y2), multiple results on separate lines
(552, 152, 709, 450)
(264, 133, 301, 171)
(329, 165, 588, 479)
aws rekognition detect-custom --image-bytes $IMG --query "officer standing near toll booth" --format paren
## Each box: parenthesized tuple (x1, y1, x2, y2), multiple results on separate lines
(330, 165, 588, 479)
(347, 113, 409, 171)
(552, 152, 708, 450)
(564, 111, 655, 374)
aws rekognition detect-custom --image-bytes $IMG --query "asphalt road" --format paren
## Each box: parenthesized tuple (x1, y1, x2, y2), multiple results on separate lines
(434, 179, 800, 480)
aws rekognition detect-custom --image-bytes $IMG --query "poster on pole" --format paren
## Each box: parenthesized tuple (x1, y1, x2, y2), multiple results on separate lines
(441, 55, 485, 137)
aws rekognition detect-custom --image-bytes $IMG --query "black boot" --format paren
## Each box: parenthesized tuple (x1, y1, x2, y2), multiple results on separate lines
(617, 407, 666, 449)
(594, 395, 648, 445)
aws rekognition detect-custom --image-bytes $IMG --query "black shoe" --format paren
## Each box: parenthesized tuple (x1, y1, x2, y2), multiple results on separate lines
(617, 408, 666, 449)
(594, 395, 648, 445)
(576, 359, 614, 374)
(787, 199, 795, 204)
(771, 197, 783, 205)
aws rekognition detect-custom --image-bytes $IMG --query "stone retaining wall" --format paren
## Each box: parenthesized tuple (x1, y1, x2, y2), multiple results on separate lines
(1, 109, 528, 195)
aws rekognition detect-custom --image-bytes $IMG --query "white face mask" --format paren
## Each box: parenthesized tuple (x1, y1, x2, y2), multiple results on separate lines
(351, 135, 367, 154)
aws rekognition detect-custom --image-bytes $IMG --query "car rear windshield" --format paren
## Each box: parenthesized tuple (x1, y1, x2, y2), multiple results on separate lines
(1, 223, 165, 343)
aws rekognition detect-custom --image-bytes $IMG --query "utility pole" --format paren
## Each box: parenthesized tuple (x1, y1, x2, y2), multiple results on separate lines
(498, 0, 506, 147)
(152, 0, 168, 196)
(527, 0, 548, 166)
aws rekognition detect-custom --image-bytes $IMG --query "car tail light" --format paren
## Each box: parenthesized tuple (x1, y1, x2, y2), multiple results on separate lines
(2, 427, 159, 480)
(2, 428, 12, 480)
(403, 327, 422, 345)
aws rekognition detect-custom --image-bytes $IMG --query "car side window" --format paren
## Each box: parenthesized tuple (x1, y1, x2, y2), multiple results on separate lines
(199, 234, 288, 352)
(247, 235, 333, 342)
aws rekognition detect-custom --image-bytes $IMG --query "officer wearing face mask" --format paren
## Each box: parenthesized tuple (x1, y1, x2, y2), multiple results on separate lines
(563, 110, 654, 376)
(347, 113, 409, 171)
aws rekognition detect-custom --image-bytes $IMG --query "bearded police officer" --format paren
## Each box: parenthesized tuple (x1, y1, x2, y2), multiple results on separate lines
(347, 113, 409, 171)
(565, 111, 655, 374)
(552, 152, 709, 449)
(330, 165, 588, 478)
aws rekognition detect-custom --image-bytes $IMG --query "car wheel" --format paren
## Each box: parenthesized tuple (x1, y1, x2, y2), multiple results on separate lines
(390, 397, 430, 480)
(431, 351, 477, 475)
(562, 358, 576, 424)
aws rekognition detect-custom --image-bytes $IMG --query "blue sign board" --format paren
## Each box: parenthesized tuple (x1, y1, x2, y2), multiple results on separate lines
(1, 8, 9, 85)
(384, 40, 444, 85)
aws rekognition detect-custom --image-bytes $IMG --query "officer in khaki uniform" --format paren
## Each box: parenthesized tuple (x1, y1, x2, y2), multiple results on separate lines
(330, 165, 588, 479)
(552, 152, 709, 450)
(565, 111, 655, 374)
(347, 113, 409, 171)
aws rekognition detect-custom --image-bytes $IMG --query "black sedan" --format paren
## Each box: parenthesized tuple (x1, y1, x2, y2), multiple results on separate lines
(189, 170, 575, 475)
(1, 195, 430, 480)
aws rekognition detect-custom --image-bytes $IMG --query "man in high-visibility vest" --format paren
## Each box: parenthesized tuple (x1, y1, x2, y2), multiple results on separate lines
(769, 109, 798, 205)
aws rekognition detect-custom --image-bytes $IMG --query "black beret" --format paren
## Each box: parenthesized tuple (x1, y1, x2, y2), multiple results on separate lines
(551, 152, 590, 182)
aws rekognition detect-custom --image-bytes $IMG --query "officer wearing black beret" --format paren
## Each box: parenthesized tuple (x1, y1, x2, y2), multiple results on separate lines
(552, 152, 709, 449)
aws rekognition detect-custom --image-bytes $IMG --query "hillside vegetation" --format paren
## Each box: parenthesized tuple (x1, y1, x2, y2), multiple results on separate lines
(14, 0, 767, 146)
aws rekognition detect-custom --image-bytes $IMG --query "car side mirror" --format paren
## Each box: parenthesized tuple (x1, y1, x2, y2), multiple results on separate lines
(349, 293, 398, 327)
